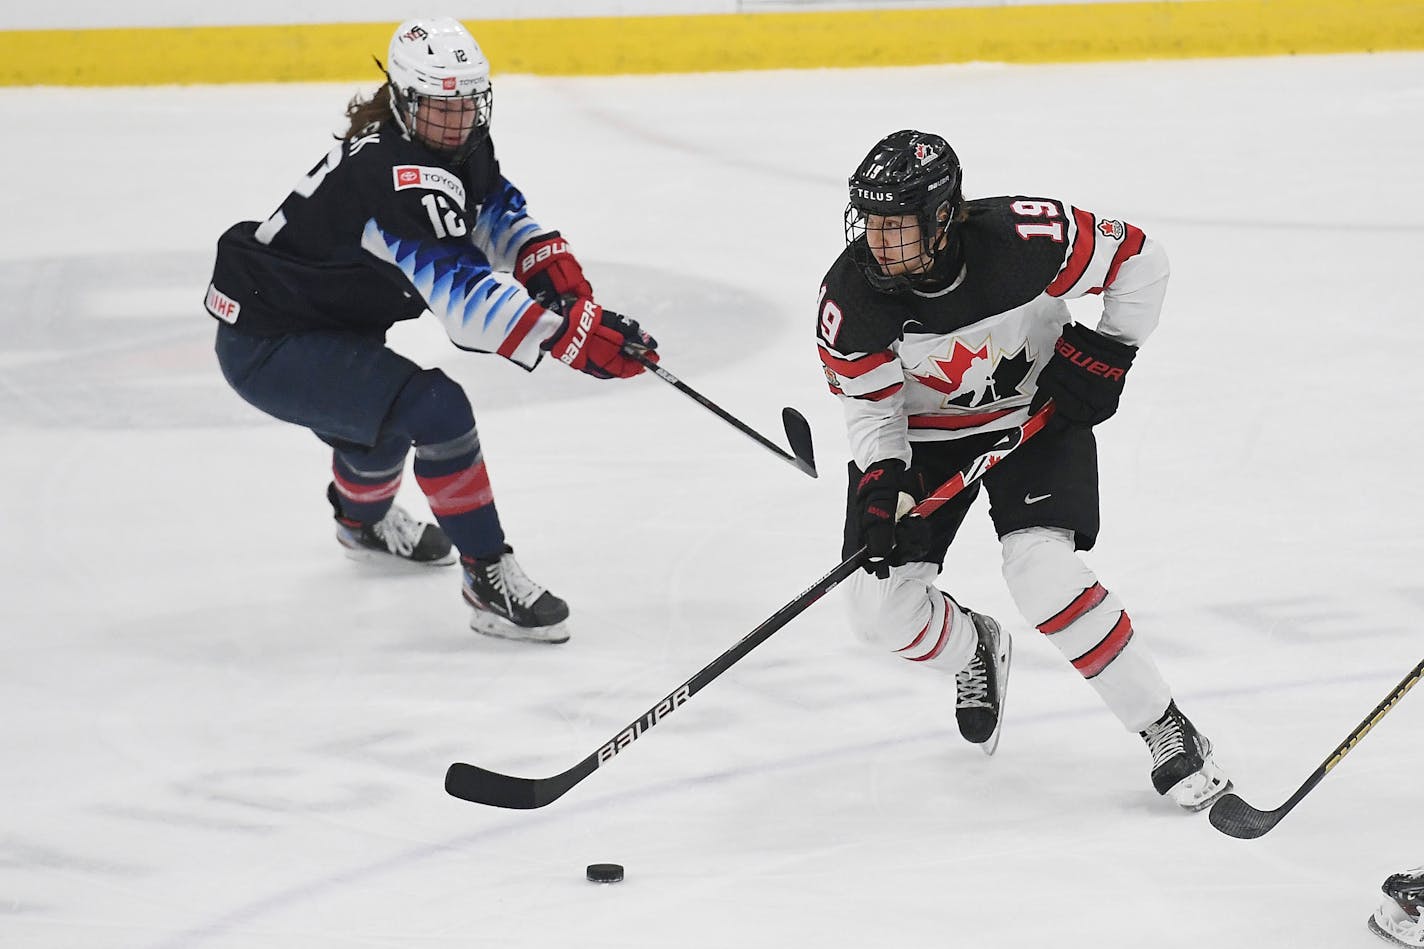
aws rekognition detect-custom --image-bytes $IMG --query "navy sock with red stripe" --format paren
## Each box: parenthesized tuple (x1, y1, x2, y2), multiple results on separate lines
(414, 445, 504, 560)
(331, 452, 405, 525)
(330, 368, 507, 560)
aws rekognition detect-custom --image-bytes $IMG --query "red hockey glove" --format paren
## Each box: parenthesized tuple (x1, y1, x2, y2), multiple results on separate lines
(855, 459, 932, 578)
(514, 232, 593, 310)
(543, 297, 659, 380)
(1030, 322, 1137, 429)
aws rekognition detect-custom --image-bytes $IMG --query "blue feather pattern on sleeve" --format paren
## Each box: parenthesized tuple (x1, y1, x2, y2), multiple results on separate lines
(470, 177, 547, 271)
(361, 218, 542, 359)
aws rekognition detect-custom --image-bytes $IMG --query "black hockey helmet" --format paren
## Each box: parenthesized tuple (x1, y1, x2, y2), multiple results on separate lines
(845, 130, 964, 291)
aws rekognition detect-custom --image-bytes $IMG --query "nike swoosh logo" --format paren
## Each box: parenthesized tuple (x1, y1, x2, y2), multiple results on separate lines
(1024, 493, 1052, 504)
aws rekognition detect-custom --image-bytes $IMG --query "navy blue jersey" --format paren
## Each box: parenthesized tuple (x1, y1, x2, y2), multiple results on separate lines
(206, 121, 561, 369)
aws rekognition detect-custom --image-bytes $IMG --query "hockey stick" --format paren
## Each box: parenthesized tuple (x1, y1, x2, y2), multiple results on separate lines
(444, 403, 1054, 809)
(1208, 658, 1423, 839)
(629, 351, 818, 478)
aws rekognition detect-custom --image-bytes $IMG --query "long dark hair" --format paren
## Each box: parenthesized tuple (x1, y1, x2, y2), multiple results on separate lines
(341, 82, 394, 139)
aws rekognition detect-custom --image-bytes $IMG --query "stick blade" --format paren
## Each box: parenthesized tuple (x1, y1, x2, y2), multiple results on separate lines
(445, 762, 548, 810)
(781, 407, 817, 478)
(1207, 792, 1283, 839)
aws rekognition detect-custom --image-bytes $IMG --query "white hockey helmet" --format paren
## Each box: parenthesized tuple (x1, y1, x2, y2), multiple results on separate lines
(385, 17, 493, 159)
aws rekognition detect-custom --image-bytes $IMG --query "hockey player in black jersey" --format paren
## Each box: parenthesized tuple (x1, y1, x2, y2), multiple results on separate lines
(205, 17, 658, 645)
(819, 129, 1230, 809)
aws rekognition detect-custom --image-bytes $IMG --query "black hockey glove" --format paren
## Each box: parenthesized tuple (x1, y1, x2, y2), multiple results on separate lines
(855, 459, 933, 578)
(1030, 322, 1137, 429)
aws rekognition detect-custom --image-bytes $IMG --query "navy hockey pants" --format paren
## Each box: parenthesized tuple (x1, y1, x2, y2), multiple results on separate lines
(214, 324, 504, 557)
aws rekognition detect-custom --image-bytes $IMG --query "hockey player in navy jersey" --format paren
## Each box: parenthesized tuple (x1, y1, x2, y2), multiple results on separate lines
(205, 17, 657, 645)
(818, 129, 1230, 809)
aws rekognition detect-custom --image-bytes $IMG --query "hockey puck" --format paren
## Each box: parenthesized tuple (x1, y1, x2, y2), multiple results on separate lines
(586, 863, 624, 884)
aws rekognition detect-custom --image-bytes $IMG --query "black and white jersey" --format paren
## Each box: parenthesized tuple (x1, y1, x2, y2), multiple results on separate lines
(205, 121, 563, 369)
(816, 196, 1170, 468)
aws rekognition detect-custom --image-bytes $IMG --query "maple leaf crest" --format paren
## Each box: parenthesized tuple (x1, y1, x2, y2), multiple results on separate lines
(911, 340, 989, 398)
(911, 339, 1034, 409)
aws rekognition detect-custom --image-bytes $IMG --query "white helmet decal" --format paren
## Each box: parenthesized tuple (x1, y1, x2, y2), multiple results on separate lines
(387, 17, 490, 100)
(384, 18, 493, 158)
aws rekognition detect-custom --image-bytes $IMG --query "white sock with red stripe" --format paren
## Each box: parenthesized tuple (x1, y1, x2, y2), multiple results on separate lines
(1001, 527, 1170, 732)
(845, 562, 976, 674)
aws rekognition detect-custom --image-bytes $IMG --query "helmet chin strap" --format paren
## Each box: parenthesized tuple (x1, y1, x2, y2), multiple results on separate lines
(912, 209, 962, 291)
(372, 57, 416, 141)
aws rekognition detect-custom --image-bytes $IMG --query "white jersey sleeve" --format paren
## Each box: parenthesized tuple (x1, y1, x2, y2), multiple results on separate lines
(1044, 205, 1170, 347)
(361, 218, 562, 369)
(818, 342, 912, 468)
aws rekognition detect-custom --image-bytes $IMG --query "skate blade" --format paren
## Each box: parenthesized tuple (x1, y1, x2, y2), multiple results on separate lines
(468, 608, 569, 645)
(338, 541, 457, 568)
(1166, 761, 1232, 812)
(979, 632, 1012, 757)
(1367, 912, 1415, 948)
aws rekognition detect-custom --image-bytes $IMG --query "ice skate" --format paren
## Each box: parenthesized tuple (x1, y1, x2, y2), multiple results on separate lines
(328, 483, 456, 566)
(955, 610, 1012, 756)
(461, 546, 570, 644)
(1139, 700, 1231, 811)
(1369, 867, 1424, 947)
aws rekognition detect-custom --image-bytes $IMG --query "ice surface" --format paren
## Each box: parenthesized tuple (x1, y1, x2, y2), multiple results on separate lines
(1, 53, 1420, 948)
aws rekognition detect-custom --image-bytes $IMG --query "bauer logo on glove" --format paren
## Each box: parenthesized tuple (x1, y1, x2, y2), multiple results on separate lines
(543, 297, 658, 380)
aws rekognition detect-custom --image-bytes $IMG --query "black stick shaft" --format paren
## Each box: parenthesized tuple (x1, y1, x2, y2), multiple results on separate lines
(1279, 658, 1424, 812)
(1209, 658, 1423, 838)
(631, 352, 816, 477)
(445, 405, 1054, 809)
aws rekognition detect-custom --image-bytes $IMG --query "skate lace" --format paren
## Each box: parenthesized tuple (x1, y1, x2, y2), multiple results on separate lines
(955, 652, 990, 709)
(489, 553, 545, 608)
(1142, 713, 1187, 770)
(372, 506, 422, 557)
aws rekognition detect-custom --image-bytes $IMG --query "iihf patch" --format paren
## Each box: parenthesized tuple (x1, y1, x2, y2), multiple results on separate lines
(1097, 219, 1126, 240)
(824, 365, 841, 387)
(205, 283, 240, 323)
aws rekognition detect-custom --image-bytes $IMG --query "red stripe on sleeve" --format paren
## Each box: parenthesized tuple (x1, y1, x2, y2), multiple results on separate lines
(1037, 582, 1108, 635)
(1046, 208, 1098, 297)
(1099, 223, 1146, 291)
(818, 345, 895, 379)
(855, 382, 903, 402)
(1071, 612, 1134, 679)
(496, 305, 546, 359)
